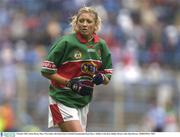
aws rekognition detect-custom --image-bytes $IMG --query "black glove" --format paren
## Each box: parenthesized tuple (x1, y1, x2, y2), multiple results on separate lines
(92, 73, 105, 85)
(66, 79, 93, 96)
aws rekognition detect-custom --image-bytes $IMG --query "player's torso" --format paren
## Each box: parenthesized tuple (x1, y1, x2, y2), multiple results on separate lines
(49, 34, 106, 108)
(57, 34, 103, 80)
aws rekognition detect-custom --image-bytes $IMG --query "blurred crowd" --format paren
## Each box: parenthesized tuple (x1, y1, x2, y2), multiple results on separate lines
(0, 0, 180, 132)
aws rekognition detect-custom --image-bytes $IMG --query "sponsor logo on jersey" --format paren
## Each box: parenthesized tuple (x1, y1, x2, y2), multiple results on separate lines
(74, 50, 82, 59)
(81, 62, 97, 76)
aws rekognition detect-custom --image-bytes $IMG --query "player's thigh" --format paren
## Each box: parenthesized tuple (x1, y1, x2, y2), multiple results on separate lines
(59, 120, 84, 132)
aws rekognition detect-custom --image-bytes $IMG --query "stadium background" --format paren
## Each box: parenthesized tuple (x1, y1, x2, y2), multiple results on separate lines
(0, 0, 180, 132)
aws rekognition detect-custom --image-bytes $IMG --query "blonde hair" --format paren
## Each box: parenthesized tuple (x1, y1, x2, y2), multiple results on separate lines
(71, 7, 102, 33)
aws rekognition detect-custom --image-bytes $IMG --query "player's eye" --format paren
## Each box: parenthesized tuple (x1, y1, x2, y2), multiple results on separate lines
(78, 19, 84, 23)
(87, 19, 93, 24)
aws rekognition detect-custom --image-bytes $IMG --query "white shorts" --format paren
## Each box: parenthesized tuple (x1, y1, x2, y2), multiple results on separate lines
(48, 96, 89, 131)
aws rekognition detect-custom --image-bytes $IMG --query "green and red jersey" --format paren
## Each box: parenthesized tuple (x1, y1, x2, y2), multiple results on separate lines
(41, 32, 112, 108)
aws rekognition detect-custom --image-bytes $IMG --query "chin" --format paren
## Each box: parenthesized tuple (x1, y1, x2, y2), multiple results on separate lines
(80, 33, 89, 37)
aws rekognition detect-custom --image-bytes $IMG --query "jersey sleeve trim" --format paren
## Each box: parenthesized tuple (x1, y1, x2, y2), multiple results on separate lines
(100, 69, 113, 75)
(42, 60, 57, 71)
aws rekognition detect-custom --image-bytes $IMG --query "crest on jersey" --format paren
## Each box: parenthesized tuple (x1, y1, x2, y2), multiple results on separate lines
(74, 50, 82, 59)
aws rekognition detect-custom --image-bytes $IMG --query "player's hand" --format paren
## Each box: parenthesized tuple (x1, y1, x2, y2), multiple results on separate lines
(92, 73, 105, 85)
(66, 79, 93, 96)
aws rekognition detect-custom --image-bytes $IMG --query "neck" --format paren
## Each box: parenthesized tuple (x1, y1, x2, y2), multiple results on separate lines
(81, 34, 93, 42)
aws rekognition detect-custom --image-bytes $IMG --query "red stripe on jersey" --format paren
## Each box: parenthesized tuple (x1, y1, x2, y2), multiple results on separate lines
(51, 60, 103, 88)
(57, 61, 102, 79)
(50, 104, 64, 125)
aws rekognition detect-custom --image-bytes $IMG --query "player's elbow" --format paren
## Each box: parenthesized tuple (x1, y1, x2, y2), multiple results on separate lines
(41, 72, 51, 78)
(41, 72, 46, 77)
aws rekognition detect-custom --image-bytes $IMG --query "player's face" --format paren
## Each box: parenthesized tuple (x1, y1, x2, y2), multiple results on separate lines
(77, 12, 96, 39)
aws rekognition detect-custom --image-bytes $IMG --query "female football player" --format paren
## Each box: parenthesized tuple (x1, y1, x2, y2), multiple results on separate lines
(41, 6, 112, 132)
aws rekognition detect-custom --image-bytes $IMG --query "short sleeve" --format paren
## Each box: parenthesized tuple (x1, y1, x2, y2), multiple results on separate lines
(99, 40, 113, 80)
(41, 38, 66, 74)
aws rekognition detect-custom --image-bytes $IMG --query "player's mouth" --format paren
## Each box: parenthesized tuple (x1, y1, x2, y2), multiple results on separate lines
(80, 29, 88, 34)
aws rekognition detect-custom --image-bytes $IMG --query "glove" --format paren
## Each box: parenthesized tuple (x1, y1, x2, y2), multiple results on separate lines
(92, 73, 105, 85)
(66, 79, 93, 96)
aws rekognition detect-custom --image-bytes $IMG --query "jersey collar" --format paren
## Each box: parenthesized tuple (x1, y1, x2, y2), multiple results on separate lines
(76, 32, 100, 44)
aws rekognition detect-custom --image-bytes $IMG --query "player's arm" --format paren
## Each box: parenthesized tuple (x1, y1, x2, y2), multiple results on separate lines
(93, 40, 112, 85)
(92, 68, 111, 85)
(41, 37, 70, 85)
(41, 72, 69, 85)
(41, 72, 93, 96)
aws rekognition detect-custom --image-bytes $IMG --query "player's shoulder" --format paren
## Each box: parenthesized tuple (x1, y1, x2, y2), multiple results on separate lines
(62, 33, 76, 40)
(99, 38, 106, 44)
(54, 33, 74, 42)
(97, 36, 107, 46)
(50, 34, 74, 48)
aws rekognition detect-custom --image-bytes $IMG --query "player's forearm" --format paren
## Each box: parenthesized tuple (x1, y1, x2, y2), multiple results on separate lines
(41, 72, 69, 85)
